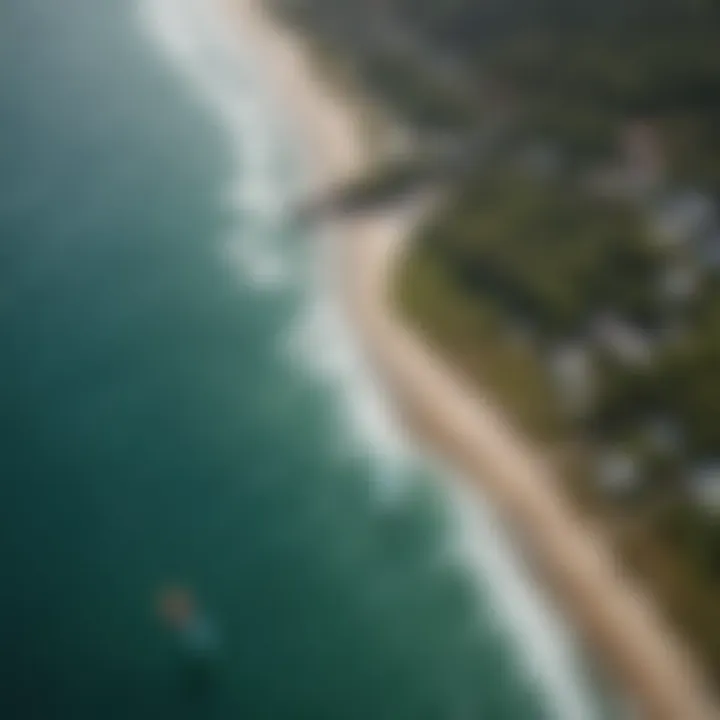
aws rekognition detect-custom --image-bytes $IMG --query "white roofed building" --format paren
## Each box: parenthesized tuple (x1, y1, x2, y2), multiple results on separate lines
(650, 190, 718, 251)
(549, 342, 595, 417)
(689, 464, 720, 513)
(596, 449, 642, 496)
(592, 314, 654, 367)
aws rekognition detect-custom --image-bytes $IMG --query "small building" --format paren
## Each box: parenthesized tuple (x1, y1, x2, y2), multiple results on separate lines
(620, 120, 666, 197)
(659, 262, 698, 304)
(697, 231, 720, 270)
(549, 342, 595, 416)
(689, 464, 720, 513)
(650, 190, 718, 251)
(592, 314, 654, 367)
(596, 449, 642, 496)
(584, 120, 665, 201)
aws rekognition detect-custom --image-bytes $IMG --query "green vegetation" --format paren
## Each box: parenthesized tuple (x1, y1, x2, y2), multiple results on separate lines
(360, 54, 476, 131)
(396, 239, 563, 440)
(419, 173, 661, 335)
(387, 0, 720, 170)
(278, 0, 720, 689)
(285, 0, 720, 185)
(397, 173, 720, 684)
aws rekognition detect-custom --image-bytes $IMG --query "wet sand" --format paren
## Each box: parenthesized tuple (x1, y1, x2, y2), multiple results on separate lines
(223, 1, 716, 717)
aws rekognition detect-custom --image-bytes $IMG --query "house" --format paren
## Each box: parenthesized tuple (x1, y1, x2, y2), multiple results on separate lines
(659, 262, 698, 304)
(591, 314, 654, 366)
(620, 120, 666, 196)
(650, 190, 718, 251)
(596, 449, 642, 495)
(584, 120, 665, 201)
(689, 464, 720, 513)
(697, 231, 720, 270)
(549, 342, 594, 416)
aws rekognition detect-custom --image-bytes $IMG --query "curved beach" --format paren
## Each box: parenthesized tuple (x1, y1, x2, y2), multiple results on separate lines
(223, 1, 716, 717)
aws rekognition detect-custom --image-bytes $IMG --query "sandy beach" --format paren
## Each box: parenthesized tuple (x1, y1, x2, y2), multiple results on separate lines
(222, 1, 717, 717)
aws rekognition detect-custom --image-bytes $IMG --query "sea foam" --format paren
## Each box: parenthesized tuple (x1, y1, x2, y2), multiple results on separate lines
(137, 1, 613, 717)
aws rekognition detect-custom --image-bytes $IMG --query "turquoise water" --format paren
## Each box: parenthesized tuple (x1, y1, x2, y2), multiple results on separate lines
(0, 0, 614, 717)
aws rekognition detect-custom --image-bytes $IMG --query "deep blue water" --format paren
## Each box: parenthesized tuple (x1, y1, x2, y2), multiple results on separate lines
(0, 0, 614, 718)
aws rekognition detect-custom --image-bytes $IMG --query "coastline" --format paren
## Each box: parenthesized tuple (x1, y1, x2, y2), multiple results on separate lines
(221, 1, 716, 717)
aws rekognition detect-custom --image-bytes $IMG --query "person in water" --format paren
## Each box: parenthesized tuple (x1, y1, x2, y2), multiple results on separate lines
(157, 587, 221, 653)
(157, 586, 222, 697)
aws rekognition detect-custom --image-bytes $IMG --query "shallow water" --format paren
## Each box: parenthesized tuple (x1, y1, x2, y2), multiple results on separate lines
(0, 0, 616, 717)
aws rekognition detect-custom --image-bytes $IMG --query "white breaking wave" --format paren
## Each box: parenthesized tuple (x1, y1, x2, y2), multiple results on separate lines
(136, 1, 613, 718)
(442, 473, 608, 720)
(138, 0, 292, 287)
(284, 284, 416, 495)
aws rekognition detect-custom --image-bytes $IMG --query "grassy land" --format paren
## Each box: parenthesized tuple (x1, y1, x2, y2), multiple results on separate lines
(274, 0, 720, 691)
(395, 241, 565, 442)
(396, 225, 720, 688)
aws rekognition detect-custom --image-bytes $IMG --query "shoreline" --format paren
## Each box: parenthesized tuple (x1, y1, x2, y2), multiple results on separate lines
(221, 1, 716, 717)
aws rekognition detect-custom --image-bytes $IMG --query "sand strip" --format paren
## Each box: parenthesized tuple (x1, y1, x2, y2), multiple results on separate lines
(222, 1, 717, 717)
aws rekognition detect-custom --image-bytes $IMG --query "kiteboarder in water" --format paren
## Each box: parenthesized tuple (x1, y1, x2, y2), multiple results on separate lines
(157, 586, 222, 697)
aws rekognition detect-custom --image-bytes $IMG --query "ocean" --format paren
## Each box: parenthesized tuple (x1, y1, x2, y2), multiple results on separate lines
(0, 0, 616, 717)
